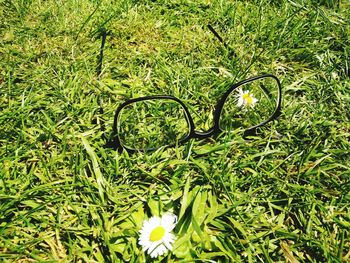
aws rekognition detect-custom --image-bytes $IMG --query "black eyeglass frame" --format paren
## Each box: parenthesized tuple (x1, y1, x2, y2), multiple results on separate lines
(95, 26, 282, 152)
(106, 74, 282, 152)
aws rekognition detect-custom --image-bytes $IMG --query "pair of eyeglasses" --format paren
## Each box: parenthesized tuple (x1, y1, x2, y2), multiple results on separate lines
(96, 26, 282, 152)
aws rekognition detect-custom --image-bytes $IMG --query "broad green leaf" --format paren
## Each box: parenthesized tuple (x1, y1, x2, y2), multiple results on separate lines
(228, 217, 248, 239)
(206, 191, 219, 224)
(191, 216, 203, 242)
(147, 198, 160, 217)
(178, 176, 191, 220)
(131, 205, 145, 228)
(211, 236, 234, 260)
(172, 234, 192, 259)
(192, 189, 207, 226)
(81, 136, 106, 203)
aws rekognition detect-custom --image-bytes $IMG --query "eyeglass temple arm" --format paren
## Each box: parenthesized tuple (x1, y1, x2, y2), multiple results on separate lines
(97, 28, 107, 78)
(96, 28, 108, 142)
(207, 24, 236, 57)
(207, 24, 228, 48)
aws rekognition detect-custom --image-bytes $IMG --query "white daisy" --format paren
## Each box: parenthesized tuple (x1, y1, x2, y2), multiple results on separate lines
(138, 213, 177, 258)
(236, 88, 258, 108)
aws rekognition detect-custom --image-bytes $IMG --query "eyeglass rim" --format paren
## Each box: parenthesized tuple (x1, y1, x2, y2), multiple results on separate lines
(110, 96, 195, 152)
(108, 74, 282, 152)
(213, 73, 282, 134)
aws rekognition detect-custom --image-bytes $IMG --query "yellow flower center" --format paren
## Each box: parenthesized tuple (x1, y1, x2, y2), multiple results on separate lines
(242, 93, 253, 105)
(149, 226, 165, 241)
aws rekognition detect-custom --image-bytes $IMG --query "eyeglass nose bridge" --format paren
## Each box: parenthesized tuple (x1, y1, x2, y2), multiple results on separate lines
(191, 127, 217, 140)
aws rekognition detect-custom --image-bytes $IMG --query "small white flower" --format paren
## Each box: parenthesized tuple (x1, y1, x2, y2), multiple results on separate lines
(236, 88, 258, 108)
(138, 213, 177, 258)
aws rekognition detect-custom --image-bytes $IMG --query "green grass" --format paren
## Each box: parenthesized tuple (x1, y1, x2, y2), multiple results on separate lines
(1, 0, 350, 262)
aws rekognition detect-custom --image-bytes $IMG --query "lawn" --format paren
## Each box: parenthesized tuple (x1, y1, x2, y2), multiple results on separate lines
(1, 0, 350, 262)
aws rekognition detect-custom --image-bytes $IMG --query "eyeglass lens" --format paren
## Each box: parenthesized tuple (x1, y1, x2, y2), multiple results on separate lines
(219, 76, 280, 131)
(117, 99, 190, 150)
